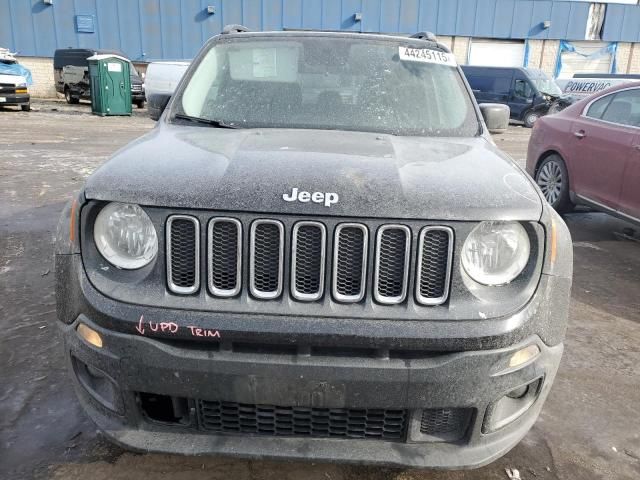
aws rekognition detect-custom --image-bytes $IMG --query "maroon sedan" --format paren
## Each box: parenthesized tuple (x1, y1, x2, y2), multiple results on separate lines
(527, 81, 640, 225)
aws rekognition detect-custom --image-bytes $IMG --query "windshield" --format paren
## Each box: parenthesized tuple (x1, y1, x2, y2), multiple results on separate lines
(532, 77, 561, 96)
(129, 63, 140, 77)
(174, 36, 479, 136)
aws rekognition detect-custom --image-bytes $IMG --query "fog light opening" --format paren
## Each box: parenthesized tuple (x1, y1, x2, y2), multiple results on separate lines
(71, 355, 121, 413)
(483, 378, 543, 433)
(77, 323, 103, 348)
(508, 344, 540, 369)
(506, 384, 529, 399)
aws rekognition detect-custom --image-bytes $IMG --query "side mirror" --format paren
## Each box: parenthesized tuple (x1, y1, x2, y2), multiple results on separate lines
(479, 103, 510, 134)
(148, 93, 171, 121)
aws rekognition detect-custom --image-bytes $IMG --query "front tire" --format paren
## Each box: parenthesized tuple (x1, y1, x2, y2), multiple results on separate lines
(64, 88, 79, 104)
(535, 154, 574, 213)
(523, 110, 540, 128)
(21, 104, 31, 112)
(136, 100, 145, 109)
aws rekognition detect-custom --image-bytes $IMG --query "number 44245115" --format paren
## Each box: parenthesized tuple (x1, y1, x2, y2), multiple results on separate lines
(398, 47, 457, 67)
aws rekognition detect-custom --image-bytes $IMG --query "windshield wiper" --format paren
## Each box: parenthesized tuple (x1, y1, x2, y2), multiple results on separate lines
(173, 113, 240, 129)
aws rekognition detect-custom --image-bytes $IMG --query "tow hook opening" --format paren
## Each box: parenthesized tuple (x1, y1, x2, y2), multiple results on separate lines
(138, 392, 192, 426)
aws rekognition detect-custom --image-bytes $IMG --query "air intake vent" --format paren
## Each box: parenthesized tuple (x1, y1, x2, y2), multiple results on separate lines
(420, 408, 471, 442)
(332, 224, 368, 302)
(374, 225, 410, 304)
(198, 400, 408, 441)
(250, 220, 284, 299)
(416, 227, 453, 305)
(166, 215, 200, 294)
(208, 218, 242, 297)
(291, 222, 326, 301)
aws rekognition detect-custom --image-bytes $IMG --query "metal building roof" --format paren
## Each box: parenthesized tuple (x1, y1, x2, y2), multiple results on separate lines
(1, 0, 638, 60)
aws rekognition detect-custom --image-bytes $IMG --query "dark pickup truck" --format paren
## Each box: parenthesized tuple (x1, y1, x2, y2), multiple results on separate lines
(55, 27, 572, 469)
(54, 48, 145, 108)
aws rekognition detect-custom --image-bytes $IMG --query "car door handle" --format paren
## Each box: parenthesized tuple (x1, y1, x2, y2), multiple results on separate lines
(633, 144, 640, 151)
(574, 130, 586, 139)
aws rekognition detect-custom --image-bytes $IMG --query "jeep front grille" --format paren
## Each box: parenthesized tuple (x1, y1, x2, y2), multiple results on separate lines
(291, 222, 326, 301)
(166, 215, 200, 294)
(249, 220, 284, 299)
(165, 215, 454, 306)
(333, 224, 368, 302)
(416, 227, 454, 305)
(374, 225, 411, 304)
(208, 218, 242, 297)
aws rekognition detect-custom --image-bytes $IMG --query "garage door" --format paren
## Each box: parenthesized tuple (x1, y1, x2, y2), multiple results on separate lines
(557, 41, 612, 78)
(468, 39, 525, 67)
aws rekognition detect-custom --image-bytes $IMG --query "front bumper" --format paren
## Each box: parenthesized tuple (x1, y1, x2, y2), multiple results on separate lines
(0, 92, 29, 105)
(64, 315, 562, 468)
(57, 251, 567, 468)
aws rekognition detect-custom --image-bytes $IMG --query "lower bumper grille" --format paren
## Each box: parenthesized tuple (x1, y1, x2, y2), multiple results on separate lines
(197, 400, 408, 441)
(420, 408, 472, 441)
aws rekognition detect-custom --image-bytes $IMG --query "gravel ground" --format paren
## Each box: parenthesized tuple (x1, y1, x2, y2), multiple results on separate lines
(1, 100, 639, 480)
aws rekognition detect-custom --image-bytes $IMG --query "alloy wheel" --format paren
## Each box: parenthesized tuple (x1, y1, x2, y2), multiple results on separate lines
(525, 112, 539, 128)
(537, 160, 563, 205)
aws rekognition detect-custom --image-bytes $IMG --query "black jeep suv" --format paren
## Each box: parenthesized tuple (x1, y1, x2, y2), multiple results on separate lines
(55, 28, 572, 469)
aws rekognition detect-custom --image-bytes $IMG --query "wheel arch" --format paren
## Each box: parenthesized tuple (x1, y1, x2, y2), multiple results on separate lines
(534, 150, 567, 178)
(534, 150, 577, 212)
(534, 149, 576, 200)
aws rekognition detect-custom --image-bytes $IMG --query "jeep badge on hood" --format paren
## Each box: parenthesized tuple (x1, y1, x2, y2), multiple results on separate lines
(283, 188, 339, 207)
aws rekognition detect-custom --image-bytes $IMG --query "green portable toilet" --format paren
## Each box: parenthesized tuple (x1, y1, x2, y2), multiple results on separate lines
(87, 54, 132, 116)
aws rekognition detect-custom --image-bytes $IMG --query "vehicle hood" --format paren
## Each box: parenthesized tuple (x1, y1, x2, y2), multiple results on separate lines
(0, 73, 26, 85)
(85, 125, 542, 221)
(130, 73, 143, 85)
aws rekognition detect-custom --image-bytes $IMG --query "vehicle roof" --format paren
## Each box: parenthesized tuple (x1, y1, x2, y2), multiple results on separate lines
(573, 73, 640, 79)
(210, 29, 446, 51)
(585, 79, 640, 96)
(461, 65, 527, 71)
(54, 48, 131, 68)
(562, 80, 640, 114)
(87, 53, 130, 63)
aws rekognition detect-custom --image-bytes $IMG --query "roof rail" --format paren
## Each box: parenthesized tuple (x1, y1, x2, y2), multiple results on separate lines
(222, 24, 250, 34)
(410, 31, 452, 54)
(410, 31, 438, 42)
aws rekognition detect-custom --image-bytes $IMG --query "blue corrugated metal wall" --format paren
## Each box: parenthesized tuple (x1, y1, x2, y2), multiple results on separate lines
(1, 0, 639, 60)
(603, 3, 640, 43)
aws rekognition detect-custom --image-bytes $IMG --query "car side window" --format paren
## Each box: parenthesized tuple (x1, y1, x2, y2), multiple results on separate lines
(468, 75, 510, 95)
(514, 79, 532, 99)
(601, 89, 640, 127)
(586, 95, 614, 120)
(493, 77, 512, 95)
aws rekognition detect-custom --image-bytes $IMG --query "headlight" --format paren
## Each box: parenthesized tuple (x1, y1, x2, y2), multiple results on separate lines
(461, 221, 530, 286)
(94, 203, 158, 269)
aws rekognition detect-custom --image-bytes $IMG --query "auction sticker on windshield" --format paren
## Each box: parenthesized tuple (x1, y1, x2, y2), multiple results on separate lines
(399, 47, 457, 67)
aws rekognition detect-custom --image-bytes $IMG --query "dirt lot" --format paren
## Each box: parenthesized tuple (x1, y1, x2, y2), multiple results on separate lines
(1, 101, 639, 480)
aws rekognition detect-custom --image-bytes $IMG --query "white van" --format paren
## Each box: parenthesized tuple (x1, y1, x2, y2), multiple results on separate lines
(0, 48, 31, 111)
(144, 61, 190, 98)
